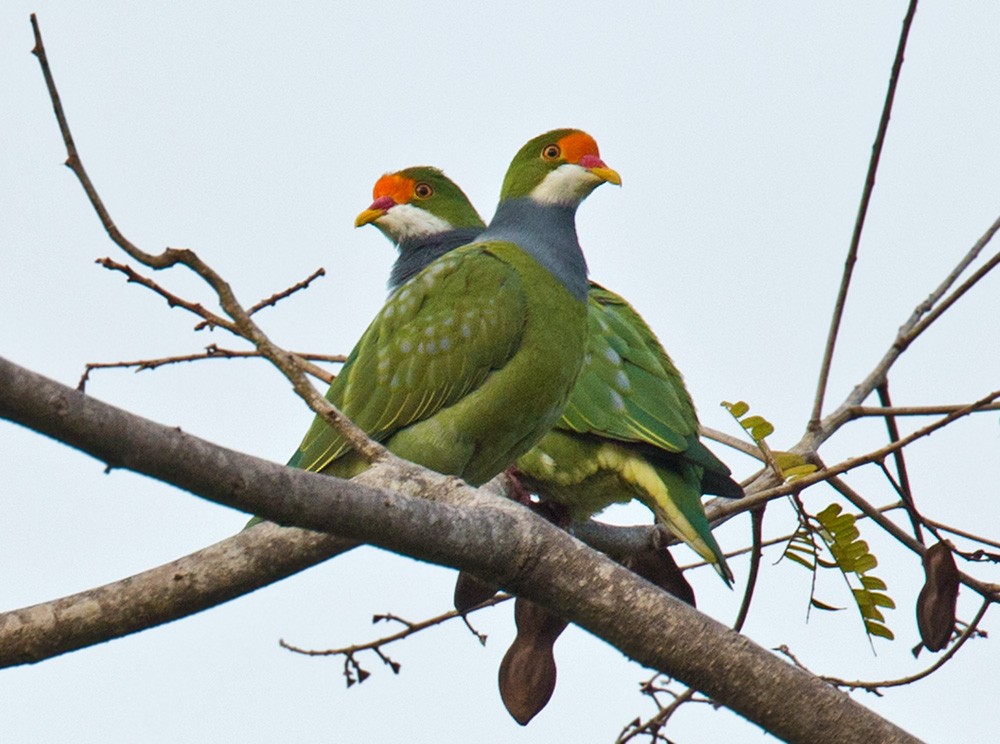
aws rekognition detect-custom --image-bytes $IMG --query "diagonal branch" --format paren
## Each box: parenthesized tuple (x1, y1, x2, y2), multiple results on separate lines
(30, 14, 384, 465)
(809, 0, 920, 431)
(0, 355, 920, 743)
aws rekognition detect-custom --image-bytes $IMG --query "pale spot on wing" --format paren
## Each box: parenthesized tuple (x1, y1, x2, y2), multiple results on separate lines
(604, 347, 622, 366)
(400, 340, 412, 353)
(439, 337, 451, 350)
(609, 390, 626, 412)
(615, 370, 631, 392)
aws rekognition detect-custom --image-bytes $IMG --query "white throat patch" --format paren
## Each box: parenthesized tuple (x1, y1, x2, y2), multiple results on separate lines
(379, 203, 452, 240)
(529, 163, 601, 207)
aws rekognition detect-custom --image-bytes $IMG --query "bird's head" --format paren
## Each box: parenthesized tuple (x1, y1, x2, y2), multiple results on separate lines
(355, 166, 485, 243)
(500, 129, 621, 206)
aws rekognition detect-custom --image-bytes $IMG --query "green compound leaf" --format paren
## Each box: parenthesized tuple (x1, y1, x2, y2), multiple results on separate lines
(784, 501, 895, 644)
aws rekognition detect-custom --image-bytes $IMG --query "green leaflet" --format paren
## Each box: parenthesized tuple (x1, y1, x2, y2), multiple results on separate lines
(782, 502, 895, 643)
(721, 400, 817, 481)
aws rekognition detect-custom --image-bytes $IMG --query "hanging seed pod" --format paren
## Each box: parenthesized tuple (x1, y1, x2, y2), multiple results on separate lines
(622, 543, 696, 607)
(916, 541, 959, 652)
(498, 598, 569, 725)
(454, 572, 500, 613)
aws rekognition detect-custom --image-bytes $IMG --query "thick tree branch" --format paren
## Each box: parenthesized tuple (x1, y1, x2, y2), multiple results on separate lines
(0, 522, 355, 667)
(0, 356, 918, 743)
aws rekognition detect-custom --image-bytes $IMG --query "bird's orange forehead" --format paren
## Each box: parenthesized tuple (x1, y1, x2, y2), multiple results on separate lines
(557, 130, 600, 164)
(372, 172, 416, 204)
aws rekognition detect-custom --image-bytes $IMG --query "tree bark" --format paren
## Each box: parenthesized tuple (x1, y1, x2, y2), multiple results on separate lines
(0, 356, 919, 743)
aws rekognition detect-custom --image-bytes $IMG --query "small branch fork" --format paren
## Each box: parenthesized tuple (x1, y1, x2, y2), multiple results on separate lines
(30, 14, 384, 465)
(279, 596, 511, 686)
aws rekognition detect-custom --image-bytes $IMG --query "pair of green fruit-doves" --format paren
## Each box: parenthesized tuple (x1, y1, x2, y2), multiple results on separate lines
(280, 128, 739, 592)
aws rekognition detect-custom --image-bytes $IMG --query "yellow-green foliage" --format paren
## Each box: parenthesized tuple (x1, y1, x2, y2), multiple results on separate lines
(785, 502, 896, 641)
(722, 400, 894, 641)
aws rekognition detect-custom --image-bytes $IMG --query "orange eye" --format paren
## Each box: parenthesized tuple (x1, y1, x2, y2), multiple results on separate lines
(413, 182, 433, 199)
(541, 144, 561, 161)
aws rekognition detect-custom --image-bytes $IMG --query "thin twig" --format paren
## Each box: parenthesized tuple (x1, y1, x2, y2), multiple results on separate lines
(279, 594, 511, 658)
(77, 345, 345, 390)
(97, 257, 235, 332)
(897, 246, 1000, 354)
(617, 687, 699, 743)
(826, 476, 998, 602)
(699, 426, 762, 460)
(847, 402, 1000, 417)
(922, 518, 1000, 552)
(193, 266, 327, 331)
(877, 382, 923, 543)
(809, 0, 920, 431)
(732, 507, 764, 633)
(821, 600, 990, 693)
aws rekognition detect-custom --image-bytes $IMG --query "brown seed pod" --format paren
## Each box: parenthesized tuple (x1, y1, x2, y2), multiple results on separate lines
(622, 543, 696, 608)
(498, 598, 569, 725)
(916, 541, 960, 652)
(453, 571, 500, 613)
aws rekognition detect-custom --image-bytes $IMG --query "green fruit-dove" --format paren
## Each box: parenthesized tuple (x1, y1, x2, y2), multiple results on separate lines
(276, 129, 618, 531)
(357, 165, 739, 585)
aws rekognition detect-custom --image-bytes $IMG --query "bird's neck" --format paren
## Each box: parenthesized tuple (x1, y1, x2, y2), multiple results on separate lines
(389, 227, 483, 290)
(479, 198, 589, 302)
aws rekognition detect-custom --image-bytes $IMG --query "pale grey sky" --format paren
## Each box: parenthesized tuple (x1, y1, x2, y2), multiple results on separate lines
(3, 2, 998, 742)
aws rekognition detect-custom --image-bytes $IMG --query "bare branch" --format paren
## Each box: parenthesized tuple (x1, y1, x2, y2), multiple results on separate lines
(809, 0, 920, 430)
(876, 381, 923, 543)
(78, 345, 344, 390)
(193, 266, 328, 331)
(279, 594, 511, 659)
(779, 601, 989, 695)
(97, 257, 235, 332)
(31, 16, 385, 465)
(922, 518, 1000, 553)
(0, 355, 920, 743)
(815, 224, 1000, 446)
(0, 521, 355, 667)
(847, 402, 1000, 418)
(699, 425, 762, 461)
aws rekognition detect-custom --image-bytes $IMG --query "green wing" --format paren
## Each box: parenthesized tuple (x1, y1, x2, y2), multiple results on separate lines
(289, 243, 526, 474)
(559, 284, 695, 454)
(559, 282, 741, 486)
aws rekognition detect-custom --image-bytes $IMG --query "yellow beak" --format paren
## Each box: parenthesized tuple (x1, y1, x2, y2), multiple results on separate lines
(588, 165, 622, 187)
(354, 208, 385, 228)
